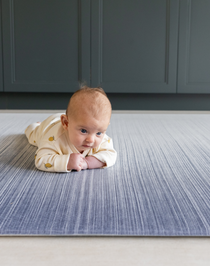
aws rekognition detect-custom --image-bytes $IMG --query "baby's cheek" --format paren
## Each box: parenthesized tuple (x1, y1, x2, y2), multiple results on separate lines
(72, 135, 81, 146)
(95, 139, 102, 147)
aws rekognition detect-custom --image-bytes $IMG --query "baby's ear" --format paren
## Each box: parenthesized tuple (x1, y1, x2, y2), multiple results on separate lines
(60, 114, 68, 129)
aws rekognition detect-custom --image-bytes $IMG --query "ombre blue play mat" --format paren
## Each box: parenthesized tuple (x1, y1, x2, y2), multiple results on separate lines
(1, 112, 210, 236)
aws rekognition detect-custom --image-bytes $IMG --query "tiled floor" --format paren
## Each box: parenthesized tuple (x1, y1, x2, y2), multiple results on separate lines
(0, 237, 210, 266)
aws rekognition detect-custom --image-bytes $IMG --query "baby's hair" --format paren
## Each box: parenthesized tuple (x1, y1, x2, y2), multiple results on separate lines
(72, 85, 108, 98)
(66, 85, 112, 119)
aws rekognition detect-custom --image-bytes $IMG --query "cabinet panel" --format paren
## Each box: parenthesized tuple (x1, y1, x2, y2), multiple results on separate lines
(2, 0, 90, 92)
(0, 0, 3, 92)
(178, 0, 210, 93)
(91, 0, 179, 93)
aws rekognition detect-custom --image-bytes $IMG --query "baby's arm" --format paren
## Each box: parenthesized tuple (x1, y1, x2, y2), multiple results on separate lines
(87, 136, 117, 169)
(84, 156, 106, 169)
(35, 139, 71, 172)
(67, 154, 105, 171)
(34, 135, 116, 172)
(67, 153, 87, 171)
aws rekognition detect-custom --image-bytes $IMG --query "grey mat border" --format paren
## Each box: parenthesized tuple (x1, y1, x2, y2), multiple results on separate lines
(1, 234, 210, 237)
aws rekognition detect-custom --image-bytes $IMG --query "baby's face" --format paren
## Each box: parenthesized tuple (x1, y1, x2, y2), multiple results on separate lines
(61, 112, 110, 153)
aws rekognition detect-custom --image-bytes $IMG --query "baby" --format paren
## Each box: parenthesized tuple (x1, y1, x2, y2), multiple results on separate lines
(25, 86, 117, 172)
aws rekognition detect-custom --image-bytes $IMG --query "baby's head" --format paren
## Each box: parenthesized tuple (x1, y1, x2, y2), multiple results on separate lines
(66, 86, 111, 120)
(61, 86, 112, 152)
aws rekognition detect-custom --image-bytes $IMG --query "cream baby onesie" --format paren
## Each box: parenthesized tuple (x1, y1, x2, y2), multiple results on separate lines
(25, 113, 117, 172)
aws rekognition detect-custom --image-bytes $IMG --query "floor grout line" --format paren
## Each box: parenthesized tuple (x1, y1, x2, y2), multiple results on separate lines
(1, 110, 210, 114)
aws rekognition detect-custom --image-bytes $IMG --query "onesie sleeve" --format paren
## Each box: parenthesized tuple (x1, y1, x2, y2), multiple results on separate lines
(89, 135, 117, 168)
(35, 140, 71, 172)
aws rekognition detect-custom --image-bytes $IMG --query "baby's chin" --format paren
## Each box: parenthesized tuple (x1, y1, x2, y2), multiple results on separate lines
(76, 145, 93, 153)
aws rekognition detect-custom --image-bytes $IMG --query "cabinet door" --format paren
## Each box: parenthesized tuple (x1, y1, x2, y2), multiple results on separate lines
(178, 0, 210, 93)
(0, 2, 3, 92)
(2, 0, 90, 92)
(91, 0, 179, 93)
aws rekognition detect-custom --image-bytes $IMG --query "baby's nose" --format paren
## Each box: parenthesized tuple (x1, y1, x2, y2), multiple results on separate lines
(86, 135, 95, 143)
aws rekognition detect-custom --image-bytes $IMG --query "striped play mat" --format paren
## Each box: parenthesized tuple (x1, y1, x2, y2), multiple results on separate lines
(1, 112, 210, 236)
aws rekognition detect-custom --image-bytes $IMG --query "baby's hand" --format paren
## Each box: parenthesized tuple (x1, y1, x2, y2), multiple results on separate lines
(67, 153, 84, 171)
(81, 158, 88, 170)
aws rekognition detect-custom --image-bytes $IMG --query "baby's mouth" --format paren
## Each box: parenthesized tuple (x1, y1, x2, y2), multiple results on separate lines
(82, 144, 92, 148)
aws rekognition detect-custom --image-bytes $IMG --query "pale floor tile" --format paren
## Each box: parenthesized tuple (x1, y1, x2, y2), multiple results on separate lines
(1, 110, 210, 114)
(0, 237, 210, 266)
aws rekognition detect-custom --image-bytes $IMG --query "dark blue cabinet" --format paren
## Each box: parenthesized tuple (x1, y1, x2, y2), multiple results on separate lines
(91, 0, 179, 93)
(1, 0, 90, 92)
(178, 0, 210, 93)
(1, 0, 210, 94)
(0, 1, 3, 92)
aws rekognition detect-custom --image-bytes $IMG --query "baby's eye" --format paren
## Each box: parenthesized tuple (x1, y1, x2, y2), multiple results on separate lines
(81, 129, 87, 134)
(96, 132, 102, 136)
